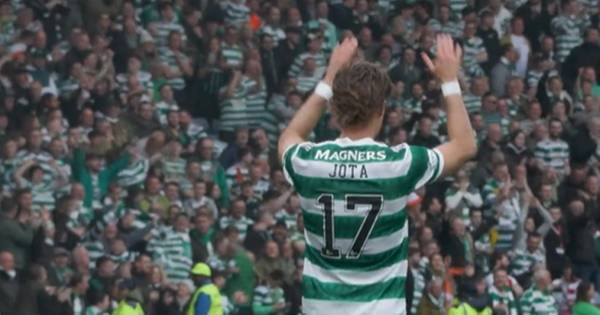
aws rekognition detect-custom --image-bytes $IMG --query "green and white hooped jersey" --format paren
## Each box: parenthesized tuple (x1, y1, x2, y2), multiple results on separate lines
(282, 138, 444, 315)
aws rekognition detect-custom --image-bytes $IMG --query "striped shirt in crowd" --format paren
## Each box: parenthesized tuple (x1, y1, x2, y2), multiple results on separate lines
(109, 251, 135, 265)
(219, 215, 254, 241)
(115, 71, 153, 94)
(463, 93, 482, 114)
(288, 52, 327, 78)
(158, 48, 188, 90)
(527, 70, 544, 90)
(219, 78, 250, 133)
(581, 0, 599, 15)
(520, 287, 559, 315)
(534, 139, 570, 174)
(306, 19, 338, 56)
(155, 101, 178, 126)
(162, 157, 187, 182)
(253, 285, 285, 311)
(222, 0, 250, 26)
(551, 14, 590, 63)
(283, 138, 443, 314)
(84, 306, 107, 315)
(116, 159, 149, 188)
(495, 195, 521, 251)
(207, 253, 238, 275)
(147, 226, 193, 283)
(0, 158, 19, 192)
(275, 209, 299, 234)
(449, 0, 468, 16)
(21, 180, 57, 212)
(154, 19, 185, 48)
(260, 25, 286, 44)
(489, 285, 519, 315)
(295, 71, 322, 95)
(462, 37, 486, 77)
(510, 248, 545, 278)
(264, 98, 285, 147)
(402, 97, 424, 115)
(553, 278, 580, 313)
(427, 19, 463, 38)
(221, 43, 244, 69)
(410, 268, 426, 315)
(219, 76, 267, 133)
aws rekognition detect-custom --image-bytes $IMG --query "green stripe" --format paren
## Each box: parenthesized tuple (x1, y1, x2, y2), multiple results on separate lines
(303, 208, 406, 238)
(284, 144, 299, 185)
(304, 237, 408, 271)
(303, 275, 406, 301)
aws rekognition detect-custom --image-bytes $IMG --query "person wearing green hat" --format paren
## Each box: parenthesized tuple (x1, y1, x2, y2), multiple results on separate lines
(187, 262, 223, 315)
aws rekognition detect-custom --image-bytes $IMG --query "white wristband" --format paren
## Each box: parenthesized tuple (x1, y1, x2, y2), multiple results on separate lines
(441, 80, 461, 96)
(315, 81, 333, 101)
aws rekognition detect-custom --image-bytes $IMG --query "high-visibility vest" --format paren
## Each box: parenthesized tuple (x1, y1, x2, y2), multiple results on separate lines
(111, 300, 144, 315)
(187, 283, 223, 315)
(448, 302, 492, 315)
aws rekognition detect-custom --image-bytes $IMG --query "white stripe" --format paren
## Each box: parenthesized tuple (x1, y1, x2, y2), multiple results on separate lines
(282, 144, 301, 186)
(299, 195, 408, 216)
(304, 225, 407, 256)
(291, 156, 412, 180)
(303, 298, 406, 315)
(414, 148, 444, 188)
(303, 258, 408, 286)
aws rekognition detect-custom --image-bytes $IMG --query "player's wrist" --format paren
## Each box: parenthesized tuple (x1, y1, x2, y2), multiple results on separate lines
(315, 81, 333, 101)
(441, 79, 461, 96)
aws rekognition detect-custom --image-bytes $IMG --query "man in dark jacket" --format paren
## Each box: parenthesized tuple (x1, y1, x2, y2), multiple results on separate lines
(562, 28, 600, 94)
(0, 251, 19, 315)
(477, 10, 502, 73)
(515, 0, 553, 52)
(566, 198, 598, 286)
(0, 197, 34, 270)
(441, 217, 474, 271)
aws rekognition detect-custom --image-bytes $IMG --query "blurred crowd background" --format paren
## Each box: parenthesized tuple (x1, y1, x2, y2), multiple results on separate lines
(1, 0, 600, 314)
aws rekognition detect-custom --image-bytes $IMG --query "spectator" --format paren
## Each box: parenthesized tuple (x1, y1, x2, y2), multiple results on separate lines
(489, 268, 519, 315)
(0, 251, 19, 315)
(573, 280, 600, 315)
(515, 0, 552, 52)
(534, 119, 570, 176)
(551, 0, 590, 63)
(0, 197, 34, 270)
(477, 10, 502, 73)
(417, 277, 446, 315)
(520, 268, 558, 314)
(553, 263, 581, 314)
(490, 44, 519, 97)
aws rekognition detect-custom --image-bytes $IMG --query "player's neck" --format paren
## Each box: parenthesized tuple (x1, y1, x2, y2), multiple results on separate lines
(339, 126, 379, 141)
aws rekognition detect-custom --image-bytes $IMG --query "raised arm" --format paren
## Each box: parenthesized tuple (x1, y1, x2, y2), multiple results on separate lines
(422, 34, 477, 177)
(278, 37, 358, 161)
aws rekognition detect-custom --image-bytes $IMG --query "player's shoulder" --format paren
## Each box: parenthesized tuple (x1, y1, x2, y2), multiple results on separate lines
(285, 138, 414, 160)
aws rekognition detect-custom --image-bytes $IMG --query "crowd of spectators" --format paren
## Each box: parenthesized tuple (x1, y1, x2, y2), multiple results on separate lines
(1, 0, 600, 314)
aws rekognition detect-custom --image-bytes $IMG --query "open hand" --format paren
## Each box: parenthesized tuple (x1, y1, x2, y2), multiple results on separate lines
(421, 34, 462, 83)
(324, 36, 359, 84)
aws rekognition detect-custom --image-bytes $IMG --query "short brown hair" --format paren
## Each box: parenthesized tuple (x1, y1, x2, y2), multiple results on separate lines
(331, 62, 391, 129)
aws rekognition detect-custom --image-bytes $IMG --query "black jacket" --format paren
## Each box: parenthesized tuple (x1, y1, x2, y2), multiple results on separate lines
(562, 42, 600, 93)
(0, 270, 20, 315)
(515, 2, 553, 51)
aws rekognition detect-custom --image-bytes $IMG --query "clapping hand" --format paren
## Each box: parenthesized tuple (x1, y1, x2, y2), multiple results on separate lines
(421, 34, 462, 83)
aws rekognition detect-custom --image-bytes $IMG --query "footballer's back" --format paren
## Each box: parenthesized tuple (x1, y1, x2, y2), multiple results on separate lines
(282, 137, 443, 315)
